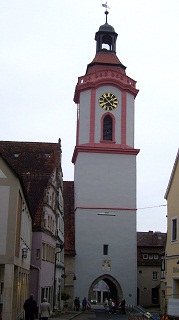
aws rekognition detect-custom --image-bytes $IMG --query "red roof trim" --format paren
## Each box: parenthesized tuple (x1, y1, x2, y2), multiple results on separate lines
(74, 70, 139, 103)
(72, 144, 140, 164)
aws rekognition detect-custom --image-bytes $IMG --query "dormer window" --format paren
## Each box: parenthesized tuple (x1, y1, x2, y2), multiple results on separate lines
(13, 153, 20, 158)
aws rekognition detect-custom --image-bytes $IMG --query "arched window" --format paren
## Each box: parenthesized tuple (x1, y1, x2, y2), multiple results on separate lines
(103, 115, 112, 140)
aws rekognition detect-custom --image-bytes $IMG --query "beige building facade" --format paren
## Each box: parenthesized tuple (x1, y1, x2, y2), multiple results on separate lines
(164, 149, 179, 309)
(0, 155, 32, 320)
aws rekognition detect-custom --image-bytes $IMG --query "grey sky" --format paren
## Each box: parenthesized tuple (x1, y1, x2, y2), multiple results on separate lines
(1, 0, 179, 232)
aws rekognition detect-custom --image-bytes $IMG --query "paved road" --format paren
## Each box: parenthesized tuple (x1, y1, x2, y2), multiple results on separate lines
(49, 309, 129, 320)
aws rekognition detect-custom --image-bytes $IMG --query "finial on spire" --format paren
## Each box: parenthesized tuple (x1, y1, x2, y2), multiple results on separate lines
(102, 2, 110, 23)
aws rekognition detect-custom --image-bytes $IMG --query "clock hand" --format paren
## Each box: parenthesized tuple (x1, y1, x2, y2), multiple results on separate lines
(105, 97, 115, 106)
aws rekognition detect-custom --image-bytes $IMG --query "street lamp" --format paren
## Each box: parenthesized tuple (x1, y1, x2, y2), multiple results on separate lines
(53, 243, 64, 312)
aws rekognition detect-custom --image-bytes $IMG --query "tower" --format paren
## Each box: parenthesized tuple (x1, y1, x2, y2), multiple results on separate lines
(72, 9, 139, 305)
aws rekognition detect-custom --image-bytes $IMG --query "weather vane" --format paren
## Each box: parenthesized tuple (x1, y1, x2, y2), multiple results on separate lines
(102, 2, 110, 23)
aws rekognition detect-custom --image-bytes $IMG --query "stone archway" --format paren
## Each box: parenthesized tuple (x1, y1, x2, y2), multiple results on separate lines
(88, 274, 123, 305)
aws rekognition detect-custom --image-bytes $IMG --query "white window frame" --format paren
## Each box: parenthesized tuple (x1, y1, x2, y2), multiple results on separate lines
(143, 254, 148, 259)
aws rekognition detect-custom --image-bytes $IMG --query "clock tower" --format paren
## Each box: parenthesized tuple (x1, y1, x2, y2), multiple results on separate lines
(72, 9, 139, 305)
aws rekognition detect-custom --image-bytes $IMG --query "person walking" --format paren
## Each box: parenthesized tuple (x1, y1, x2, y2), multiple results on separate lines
(23, 294, 38, 320)
(104, 298, 109, 313)
(119, 299, 126, 314)
(108, 299, 113, 314)
(74, 297, 78, 310)
(76, 297, 80, 311)
(39, 298, 51, 320)
(82, 297, 87, 311)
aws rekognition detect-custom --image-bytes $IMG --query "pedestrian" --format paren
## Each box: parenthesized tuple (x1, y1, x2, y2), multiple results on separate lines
(82, 297, 87, 311)
(39, 298, 51, 320)
(108, 298, 113, 314)
(74, 296, 78, 310)
(104, 298, 108, 313)
(112, 300, 116, 314)
(119, 299, 126, 314)
(23, 294, 38, 320)
(76, 297, 80, 311)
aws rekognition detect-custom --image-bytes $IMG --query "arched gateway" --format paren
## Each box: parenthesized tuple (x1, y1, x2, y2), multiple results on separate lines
(89, 274, 123, 305)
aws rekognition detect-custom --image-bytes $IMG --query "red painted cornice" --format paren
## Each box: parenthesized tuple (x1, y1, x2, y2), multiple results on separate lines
(72, 143, 140, 164)
(74, 69, 138, 103)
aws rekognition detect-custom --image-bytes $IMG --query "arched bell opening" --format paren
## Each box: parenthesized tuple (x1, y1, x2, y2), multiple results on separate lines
(96, 32, 117, 53)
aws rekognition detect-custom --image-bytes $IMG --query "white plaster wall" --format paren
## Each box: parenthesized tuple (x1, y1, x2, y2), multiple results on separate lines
(78, 86, 135, 147)
(74, 83, 137, 305)
(20, 206, 32, 269)
(0, 186, 9, 255)
(126, 93, 134, 147)
(74, 208, 137, 305)
(74, 152, 136, 209)
(78, 90, 91, 144)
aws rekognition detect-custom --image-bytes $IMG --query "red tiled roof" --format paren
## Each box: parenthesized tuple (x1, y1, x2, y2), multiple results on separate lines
(63, 181, 75, 255)
(0, 140, 60, 228)
(137, 231, 166, 266)
(86, 51, 126, 75)
(90, 52, 122, 65)
(137, 231, 166, 247)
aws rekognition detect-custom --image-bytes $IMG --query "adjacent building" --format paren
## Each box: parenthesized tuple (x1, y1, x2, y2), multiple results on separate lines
(137, 231, 166, 308)
(63, 181, 76, 308)
(0, 153, 32, 320)
(164, 149, 179, 311)
(0, 140, 64, 318)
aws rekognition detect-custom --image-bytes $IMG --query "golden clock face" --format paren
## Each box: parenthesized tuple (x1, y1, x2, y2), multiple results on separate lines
(99, 92, 118, 111)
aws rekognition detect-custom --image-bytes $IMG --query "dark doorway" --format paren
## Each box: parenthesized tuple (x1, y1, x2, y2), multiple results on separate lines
(152, 287, 159, 304)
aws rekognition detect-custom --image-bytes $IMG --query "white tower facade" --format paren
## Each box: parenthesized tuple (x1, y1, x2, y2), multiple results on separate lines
(72, 13, 139, 305)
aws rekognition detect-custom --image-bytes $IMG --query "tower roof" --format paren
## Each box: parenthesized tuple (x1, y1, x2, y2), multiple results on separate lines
(98, 22, 115, 32)
(86, 9, 126, 75)
(74, 7, 139, 102)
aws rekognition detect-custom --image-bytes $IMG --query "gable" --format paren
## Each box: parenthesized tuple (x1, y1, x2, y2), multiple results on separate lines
(165, 149, 179, 200)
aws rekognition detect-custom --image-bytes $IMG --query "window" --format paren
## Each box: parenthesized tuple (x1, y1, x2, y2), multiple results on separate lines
(149, 254, 153, 260)
(154, 254, 158, 259)
(153, 272, 158, 280)
(143, 254, 148, 259)
(42, 243, 46, 260)
(103, 244, 108, 255)
(36, 249, 40, 260)
(103, 115, 112, 140)
(172, 218, 177, 242)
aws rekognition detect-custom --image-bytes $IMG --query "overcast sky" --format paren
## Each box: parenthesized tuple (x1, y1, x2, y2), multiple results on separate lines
(1, 0, 179, 233)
